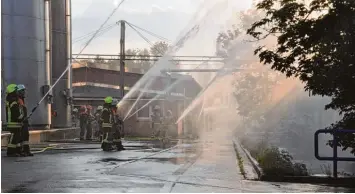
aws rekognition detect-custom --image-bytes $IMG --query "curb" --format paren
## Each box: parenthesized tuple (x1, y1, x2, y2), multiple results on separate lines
(233, 139, 263, 179)
(1, 127, 80, 147)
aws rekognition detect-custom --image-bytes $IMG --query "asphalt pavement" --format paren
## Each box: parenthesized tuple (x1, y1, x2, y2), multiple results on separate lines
(2, 130, 355, 193)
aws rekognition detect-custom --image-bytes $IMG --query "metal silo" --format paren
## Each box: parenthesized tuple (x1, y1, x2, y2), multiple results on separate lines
(1, 0, 51, 128)
(51, 0, 72, 128)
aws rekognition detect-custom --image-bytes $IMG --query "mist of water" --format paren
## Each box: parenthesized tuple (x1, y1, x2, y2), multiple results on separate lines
(115, 0, 355, 174)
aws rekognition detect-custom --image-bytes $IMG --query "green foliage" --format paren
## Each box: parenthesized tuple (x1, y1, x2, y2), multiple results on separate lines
(124, 41, 170, 73)
(150, 41, 169, 56)
(234, 144, 247, 178)
(233, 72, 275, 119)
(247, 0, 355, 154)
(256, 146, 309, 177)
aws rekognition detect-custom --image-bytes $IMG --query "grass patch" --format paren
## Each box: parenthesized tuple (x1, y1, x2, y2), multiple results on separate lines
(234, 143, 246, 178)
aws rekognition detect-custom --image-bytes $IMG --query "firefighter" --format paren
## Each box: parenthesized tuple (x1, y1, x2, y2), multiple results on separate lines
(85, 105, 94, 140)
(151, 105, 162, 138)
(94, 106, 103, 140)
(79, 105, 88, 141)
(16, 84, 33, 156)
(100, 96, 114, 151)
(111, 99, 125, 151)
(5, 84, 23, 157)
(165, 109, 174, 139)
(72, 108, 79, 127)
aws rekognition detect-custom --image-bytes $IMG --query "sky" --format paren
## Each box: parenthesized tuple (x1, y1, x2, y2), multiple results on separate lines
(72, 0, 252, 55)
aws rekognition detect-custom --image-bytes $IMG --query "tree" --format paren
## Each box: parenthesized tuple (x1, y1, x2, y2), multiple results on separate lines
(137, 48, 151, 72)
(94, 55, 105, 63)
(150, 41, 169, 56)
(247, 0, 355, 154)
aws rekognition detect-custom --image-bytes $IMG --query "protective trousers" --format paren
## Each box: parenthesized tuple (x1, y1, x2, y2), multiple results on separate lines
(79, 115, 87, 140)
(7, 127, 22, 156)
(101, 127, 114, 151)
(113, 124, 124, 151)
(21, 123, 33, 156)
(86, 120, 93, 140)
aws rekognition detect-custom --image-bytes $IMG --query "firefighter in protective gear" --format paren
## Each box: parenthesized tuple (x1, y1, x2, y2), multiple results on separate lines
(85, 105, 94, 140)
(79, 105, 88, 140)
(100, 96, 114, 151)
(72, 108, 79, 127)
(111, 99, 125, 151)
(6, 84, 23, 157)
(16, 84, 33, 156)
(151, 105, 162, 137)
(94, 106, 103, 140)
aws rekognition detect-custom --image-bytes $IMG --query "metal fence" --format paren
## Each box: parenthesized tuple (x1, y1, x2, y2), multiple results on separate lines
(314, 129, 355, 178)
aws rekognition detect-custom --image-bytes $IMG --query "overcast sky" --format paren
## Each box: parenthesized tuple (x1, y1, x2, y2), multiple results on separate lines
(72, 0, 252, 55)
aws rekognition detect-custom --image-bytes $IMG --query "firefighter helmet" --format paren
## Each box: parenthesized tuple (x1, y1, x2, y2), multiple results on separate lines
(104, 96, 113, 104)
(16, 84, 26, 91)
(97, 106, 103, 111)
(6, 84, 17, 94)
(73, 108, 78, 112)
(111, 98, 118, 106)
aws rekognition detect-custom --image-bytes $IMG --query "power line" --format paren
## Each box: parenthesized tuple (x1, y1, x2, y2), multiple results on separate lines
(73, 23, 118, 44)
(125, 21, 171, 42)
(126, 22, 155, 48)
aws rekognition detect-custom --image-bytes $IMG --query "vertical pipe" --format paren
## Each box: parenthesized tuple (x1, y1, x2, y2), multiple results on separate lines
(333, 133, 338, 178)
(44, 0, 52, 126)
(1, 1, 6, 126)
(120, 20, 126, 133)
(183, 87, 186, 136)
(65, 0, 72, 125)
(120, 20, 126, 98)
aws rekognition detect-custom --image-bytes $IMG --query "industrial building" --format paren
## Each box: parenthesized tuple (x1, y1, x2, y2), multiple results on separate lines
(71, 61, 202, 137)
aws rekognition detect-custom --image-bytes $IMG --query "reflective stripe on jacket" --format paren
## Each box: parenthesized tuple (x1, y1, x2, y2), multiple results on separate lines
(6, 101, 23, 128)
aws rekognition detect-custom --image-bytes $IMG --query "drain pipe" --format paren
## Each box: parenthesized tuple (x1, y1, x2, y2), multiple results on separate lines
(44, 0, 52, 126)
(65, 0, 73, 124)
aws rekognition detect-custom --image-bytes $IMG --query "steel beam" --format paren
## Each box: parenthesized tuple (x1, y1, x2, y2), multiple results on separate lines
(160, 68, 248, 73)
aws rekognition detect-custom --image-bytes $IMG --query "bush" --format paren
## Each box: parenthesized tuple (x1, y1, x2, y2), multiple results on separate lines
(257, 146, 309, 177)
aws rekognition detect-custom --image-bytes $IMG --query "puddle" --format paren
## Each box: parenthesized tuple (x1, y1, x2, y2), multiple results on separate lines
(138, 149, 163, 153)
(99, 157, 133, 162)
(144, 157, 191, 165)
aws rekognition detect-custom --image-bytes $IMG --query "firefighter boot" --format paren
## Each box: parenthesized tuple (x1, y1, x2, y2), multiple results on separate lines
(7, 147, 20, 157)
(22, 145, 34, 157)
(115, 141, 123, 151)
(118, 141, 125, 151)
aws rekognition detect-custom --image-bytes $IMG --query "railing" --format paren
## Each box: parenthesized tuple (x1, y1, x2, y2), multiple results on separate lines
(314, 129, 355, 178)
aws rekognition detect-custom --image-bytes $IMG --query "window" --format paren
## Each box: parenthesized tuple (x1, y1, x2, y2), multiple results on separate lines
(136, 101, 151, 120)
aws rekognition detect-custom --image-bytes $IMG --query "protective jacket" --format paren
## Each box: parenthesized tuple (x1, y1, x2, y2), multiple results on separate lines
(100, 104, 113, 128)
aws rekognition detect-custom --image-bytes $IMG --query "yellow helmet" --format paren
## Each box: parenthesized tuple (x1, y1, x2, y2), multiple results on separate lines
(104, 96, 113, 104)
(6, 84, 17, 94)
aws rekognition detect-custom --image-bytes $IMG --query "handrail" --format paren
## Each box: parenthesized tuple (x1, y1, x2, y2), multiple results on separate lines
(314, 129, 355, 178)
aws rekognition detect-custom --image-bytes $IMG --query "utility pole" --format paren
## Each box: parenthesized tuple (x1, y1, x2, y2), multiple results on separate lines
(120, 20, 126, 132)
(120, 20, 126, 99)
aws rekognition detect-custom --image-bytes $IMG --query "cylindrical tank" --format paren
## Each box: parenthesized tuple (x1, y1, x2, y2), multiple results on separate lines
(51, 0, 72, 128)
(1, 0, 51, 128)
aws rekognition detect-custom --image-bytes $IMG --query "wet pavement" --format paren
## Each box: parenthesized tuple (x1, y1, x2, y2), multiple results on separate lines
(2, 136, 355, 193)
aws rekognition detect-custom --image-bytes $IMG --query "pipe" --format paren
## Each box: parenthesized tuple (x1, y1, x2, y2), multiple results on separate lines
(65, 0, 72, 124)
(161, 68, 247, 73)
(44, 0, 52, 125)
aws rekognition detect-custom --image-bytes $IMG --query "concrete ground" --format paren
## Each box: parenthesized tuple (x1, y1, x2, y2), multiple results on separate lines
(2, 130, 354, 193)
